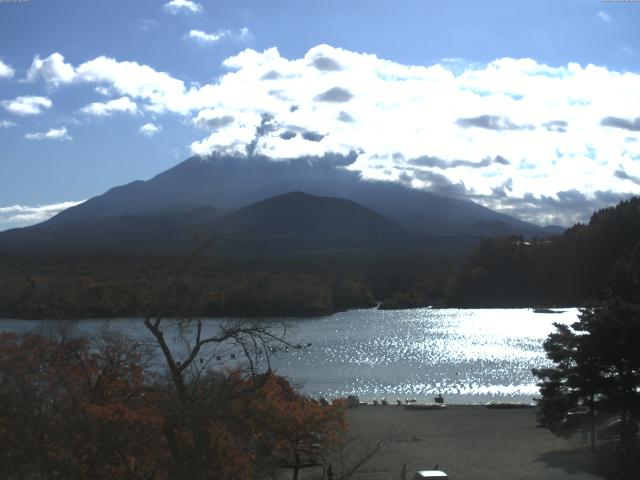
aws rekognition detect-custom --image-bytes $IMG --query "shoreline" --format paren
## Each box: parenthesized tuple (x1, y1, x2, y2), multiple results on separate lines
(293, 404, 605, 480)
(0, 304, 578, 322)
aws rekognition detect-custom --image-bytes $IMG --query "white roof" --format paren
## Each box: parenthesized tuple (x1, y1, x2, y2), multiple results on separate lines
(415, 471, 448, 478)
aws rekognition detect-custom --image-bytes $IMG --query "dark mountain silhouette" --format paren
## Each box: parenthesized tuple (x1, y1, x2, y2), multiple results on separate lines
(212, 191, 418, 254)
(217, 191, 402, 236)
(0, 154, 560, 255)
(0, 191, 429, 255)
(43, 154, 551, 237)
(0, 214, 196, 254)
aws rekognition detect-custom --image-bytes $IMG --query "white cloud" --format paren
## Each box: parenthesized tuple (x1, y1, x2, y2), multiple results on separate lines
(139, 122, 161, 137)
(27, 53, 76, 86)
(17, 46, 640, 224)
(25, 126, 72, 141)
(187, 28, 253, 45)
(185, 45, 640, 223)
(163, 0, 202, 14)
(188, 29, 231, 44)
(80, 96, 138, 116)
(24, 52, 192, 113)
(597, 11, 612, 22)
(0, 120, 17, 128)
(0, 200, 85, 230)
(76, 56, 191, 113)
(2, 95, 52, 115)
(0, 59, 14, 79)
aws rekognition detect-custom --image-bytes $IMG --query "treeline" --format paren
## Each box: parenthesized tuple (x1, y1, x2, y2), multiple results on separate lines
(6, 198, 637, 317)
(0, 253, 453, 318)
(447, 197, 640, 307)
(533, 210, 640, 478)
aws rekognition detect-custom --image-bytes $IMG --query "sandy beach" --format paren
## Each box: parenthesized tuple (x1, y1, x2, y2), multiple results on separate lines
(290, 405, 606, 480)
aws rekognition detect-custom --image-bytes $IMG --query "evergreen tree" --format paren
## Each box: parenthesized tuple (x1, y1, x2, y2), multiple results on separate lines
(534, 256, 640, 477)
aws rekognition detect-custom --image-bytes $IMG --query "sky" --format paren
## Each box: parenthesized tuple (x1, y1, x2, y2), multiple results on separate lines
(1, 0, 640, 231)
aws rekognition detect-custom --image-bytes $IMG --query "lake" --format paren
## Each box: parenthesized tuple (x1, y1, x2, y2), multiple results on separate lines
(0, 307, 578, 404)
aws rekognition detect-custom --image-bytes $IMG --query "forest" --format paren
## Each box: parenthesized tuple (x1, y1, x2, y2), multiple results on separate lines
(447, 197, 640, 307)
(532, 206, 640, 478)
(1, 197, 639, 318)
(0, 252, 452, 319)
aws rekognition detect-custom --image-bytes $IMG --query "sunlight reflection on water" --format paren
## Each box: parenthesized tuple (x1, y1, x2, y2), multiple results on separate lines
(264, 307, 578, 404)
(0, 307, 578, 404)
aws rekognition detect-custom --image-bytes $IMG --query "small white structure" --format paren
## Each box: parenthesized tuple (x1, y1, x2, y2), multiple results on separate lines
(414, 471, 448, 479)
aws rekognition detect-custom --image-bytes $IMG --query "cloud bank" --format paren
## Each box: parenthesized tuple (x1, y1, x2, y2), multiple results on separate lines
(19, 46, 640, 225)
(0, 200, 85, 231)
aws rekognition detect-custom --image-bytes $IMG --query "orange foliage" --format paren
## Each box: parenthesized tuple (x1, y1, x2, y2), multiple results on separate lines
(227, 371, 348, 478)
(0, 332, 348, 480)
(0, 332, 166, 480)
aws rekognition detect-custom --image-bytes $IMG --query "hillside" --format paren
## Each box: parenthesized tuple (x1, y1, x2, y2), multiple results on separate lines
(447, 197, 640, 307)
(0, 191, 427, 256)
(212, 191, 420, 254)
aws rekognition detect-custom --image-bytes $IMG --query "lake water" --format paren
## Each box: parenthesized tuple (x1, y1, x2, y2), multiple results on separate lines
(0, 307, 579, 404)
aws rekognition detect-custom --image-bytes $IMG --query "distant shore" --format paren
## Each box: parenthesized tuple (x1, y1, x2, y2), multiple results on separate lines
(0, 304, 579, 322)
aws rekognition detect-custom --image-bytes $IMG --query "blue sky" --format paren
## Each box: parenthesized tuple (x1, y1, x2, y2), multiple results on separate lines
(1, 0, 640, 230)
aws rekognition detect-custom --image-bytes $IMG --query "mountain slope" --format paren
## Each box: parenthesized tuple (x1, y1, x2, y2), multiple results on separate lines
(44, 154, 551, 238)
(211, 191, 416, 254)
(0, 191, 428, 255)
(0, 214, 198, 254)
(216, 191, 403, 237)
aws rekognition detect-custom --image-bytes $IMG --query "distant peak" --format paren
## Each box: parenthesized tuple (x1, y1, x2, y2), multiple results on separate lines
(277, 191, 317, 198)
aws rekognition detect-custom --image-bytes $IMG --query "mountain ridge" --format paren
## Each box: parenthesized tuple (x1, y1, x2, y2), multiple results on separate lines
(43, 154, 551, 236)
(0, 154, 562, 255)
(0, 191, 424, 255)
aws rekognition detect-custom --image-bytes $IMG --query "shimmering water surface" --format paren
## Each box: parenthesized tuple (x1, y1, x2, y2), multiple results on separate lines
(0, 307, 578, 404)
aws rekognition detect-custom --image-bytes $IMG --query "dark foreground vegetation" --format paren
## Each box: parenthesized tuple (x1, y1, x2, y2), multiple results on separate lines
(0, 320, 348, 480)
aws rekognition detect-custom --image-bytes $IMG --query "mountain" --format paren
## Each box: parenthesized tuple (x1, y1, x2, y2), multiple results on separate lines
(542, 225, 567, 236)
(0, 154, 559, 255)
(43, 154, 551, 237)
(217, 191, 401, 236)
(0, 214, 197, 254)
(0, 191, 427, 255)
(212, 191, 417, 254)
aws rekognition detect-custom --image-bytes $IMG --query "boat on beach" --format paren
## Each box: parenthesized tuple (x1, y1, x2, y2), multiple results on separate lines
(485, 401, 534, 409)
(404, 403, 446, 411)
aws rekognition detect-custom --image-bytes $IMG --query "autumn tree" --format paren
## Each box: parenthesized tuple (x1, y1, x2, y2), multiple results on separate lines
(0, 329, 164, 480)
(0, 327, 349, 480)
(245, 372, 347, 480)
